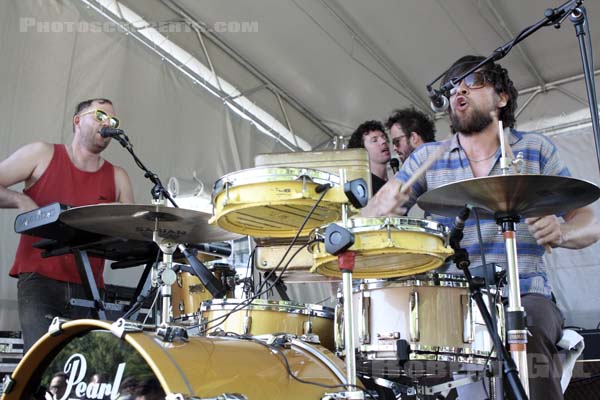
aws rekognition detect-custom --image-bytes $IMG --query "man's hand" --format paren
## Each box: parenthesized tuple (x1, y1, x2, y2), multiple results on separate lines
(525, 215, 563, 248)
(360, 179, 409, 217)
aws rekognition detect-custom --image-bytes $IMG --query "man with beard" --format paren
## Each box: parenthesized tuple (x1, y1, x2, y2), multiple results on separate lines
(0, 98, 134, 351)
(347, 120, 391, 195)
(362, 55, 599, 398)
(386, 107, 436, 163)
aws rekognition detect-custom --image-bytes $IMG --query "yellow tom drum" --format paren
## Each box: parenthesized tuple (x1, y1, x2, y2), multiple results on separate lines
(210, 167, 348, 238)
(199, 299, 335, 351)
(171, 264, 237, 323)
(1, 319, 357, 400)
(310, 217, 454, 279)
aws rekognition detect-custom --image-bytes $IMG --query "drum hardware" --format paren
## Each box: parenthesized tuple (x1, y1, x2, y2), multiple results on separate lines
(418, 174, 600, 398)
(156, 325, 189, 342)
(450, 206, 527, 399)
(4, 320, 353, 400)
(166, 394, 248, 400)
(323, 221, 365, 399)
(109, 318, 145, 338)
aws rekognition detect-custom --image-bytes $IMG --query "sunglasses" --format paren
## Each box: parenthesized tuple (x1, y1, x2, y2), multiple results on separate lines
(449, 70, 495, 95)
(392, 135, 409, 147)
(79, 109, 120, 129)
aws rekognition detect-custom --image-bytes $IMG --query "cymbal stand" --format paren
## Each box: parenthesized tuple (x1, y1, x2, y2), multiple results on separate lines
(152, 229, 178, 325)
(322, 202, 364, 400)
(451, 210, 528, 400)
(496, 213, 530, 397)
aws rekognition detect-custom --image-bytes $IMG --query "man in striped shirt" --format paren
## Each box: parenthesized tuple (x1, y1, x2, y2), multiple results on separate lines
(362, 55, 600, 399)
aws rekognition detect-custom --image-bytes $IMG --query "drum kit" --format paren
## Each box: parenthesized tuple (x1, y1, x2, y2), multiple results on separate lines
(3, 160, 600, 400)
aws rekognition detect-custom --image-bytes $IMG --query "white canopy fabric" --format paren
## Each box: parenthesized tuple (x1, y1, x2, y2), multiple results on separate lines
(0, 0, 599, 331)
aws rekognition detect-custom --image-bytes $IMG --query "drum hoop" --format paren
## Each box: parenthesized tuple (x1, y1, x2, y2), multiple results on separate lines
(358, 343, 495, 362)
(201, 299, 335, 318)
(349, 217, 448, 236)
(212, 167, 340, 196)
(353, 274, 469, 291)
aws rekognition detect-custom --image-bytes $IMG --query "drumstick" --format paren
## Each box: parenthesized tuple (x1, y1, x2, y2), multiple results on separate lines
(400, 142, 450, 194)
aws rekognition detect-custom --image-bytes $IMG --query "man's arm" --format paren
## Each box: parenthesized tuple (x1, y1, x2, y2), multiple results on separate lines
(114, 166, 134, 203)
(526, 206, 600, 249)
(0, 142, 53, 211)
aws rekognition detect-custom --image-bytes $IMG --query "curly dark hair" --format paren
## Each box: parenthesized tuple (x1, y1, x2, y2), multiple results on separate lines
(442, 55, 518, 129)
(347, 120, 386, 149)
(385, 107, 436, 142)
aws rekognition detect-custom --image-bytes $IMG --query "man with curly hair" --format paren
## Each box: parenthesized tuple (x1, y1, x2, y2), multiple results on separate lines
(347, 120, 391, 195)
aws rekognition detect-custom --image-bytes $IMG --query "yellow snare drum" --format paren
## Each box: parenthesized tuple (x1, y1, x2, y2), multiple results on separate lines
(199, 299, 335, 351)
(2, 319, 357, 400)
(311, 217, 454, 279)
(210, 167, 348, 238)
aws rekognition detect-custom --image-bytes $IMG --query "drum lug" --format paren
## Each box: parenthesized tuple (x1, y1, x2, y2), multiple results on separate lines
(48, 317, 69, 336)
(303, 319, 313, 335)
(322, 390, 365, 399)
(409, 290, 420, 342)
(110, 318, 144, 339)
(243, 315, 252, 335)
(358, 292, 370, 345)
(461, 294, 474, 343)
(1, 374, 15, 395)
(167, 394, 248, 400)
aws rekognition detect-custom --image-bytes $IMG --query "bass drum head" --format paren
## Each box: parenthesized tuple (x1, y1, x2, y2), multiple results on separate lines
(3, 319, 352, 400)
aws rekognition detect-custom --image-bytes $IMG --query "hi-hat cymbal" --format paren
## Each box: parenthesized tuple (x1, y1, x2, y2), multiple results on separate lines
(417, 174, 600, 219)
(60, 204, 242, 243)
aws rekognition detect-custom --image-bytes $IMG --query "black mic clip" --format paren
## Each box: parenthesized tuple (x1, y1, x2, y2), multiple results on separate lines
(449, 205, 471, 271)
(427, 85, 449, 113)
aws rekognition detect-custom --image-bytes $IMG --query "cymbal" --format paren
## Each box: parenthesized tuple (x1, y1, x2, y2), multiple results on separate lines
(60, 204, 242, 243)
(417, 174, 600, 219)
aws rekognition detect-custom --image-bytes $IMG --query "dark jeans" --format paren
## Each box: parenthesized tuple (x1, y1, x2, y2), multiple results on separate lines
(17, 273, 99, 352)
(503, 294, 565, 400)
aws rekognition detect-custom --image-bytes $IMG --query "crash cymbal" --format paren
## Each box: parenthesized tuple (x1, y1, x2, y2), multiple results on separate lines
(60, 204, 242, 243)
(417, 174, 600, 219)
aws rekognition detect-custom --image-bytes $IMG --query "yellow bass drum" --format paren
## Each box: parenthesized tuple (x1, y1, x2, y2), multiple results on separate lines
(1, 319, 356, 400)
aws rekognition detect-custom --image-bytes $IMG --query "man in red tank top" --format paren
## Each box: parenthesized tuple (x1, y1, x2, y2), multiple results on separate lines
(0, 98, 134, 351)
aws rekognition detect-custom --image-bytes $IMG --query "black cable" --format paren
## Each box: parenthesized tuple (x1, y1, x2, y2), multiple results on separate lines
(256, 184, 332, 294)
(194, 242, 313, 334)
(218, 332, 372, 396)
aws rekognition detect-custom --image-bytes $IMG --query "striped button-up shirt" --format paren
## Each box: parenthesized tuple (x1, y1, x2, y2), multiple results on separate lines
(397, 129, 570, 297)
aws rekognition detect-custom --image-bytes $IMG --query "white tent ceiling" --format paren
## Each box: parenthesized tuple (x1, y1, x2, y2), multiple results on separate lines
(0, 0, 599, 331)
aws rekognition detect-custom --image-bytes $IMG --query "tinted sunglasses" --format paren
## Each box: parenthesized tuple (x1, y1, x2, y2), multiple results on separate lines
(79, 109, 120, 129)
(449, 70, 496, 95)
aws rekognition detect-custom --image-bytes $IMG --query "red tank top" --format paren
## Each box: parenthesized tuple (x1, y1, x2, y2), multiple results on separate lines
(10, 144, 116, 286)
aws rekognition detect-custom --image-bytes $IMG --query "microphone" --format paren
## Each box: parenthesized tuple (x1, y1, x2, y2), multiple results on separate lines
(100, 127, 124, 138)
(428, 87, 449, 113)
(390, 158, 400, 174)
(449, 206, 471, 250)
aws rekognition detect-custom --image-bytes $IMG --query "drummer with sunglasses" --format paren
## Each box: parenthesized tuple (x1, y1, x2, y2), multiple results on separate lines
(0, 98, 134, 352)
(362, 56, 600, 399)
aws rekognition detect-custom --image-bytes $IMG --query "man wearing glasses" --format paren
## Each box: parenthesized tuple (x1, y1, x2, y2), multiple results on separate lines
(362, 56, 599, 398)
(0, 98, 134, 352)
(386, 107, 437, 164)
(347, 120, 391, 195)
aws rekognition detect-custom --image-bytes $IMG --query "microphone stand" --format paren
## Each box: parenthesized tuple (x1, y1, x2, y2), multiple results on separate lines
(450, 211, 528, 400)
(111, 134, 178, 207)
(568, 6, 600, 172)
(426, 0, 600, 172)
(112, 132, 227, 321)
